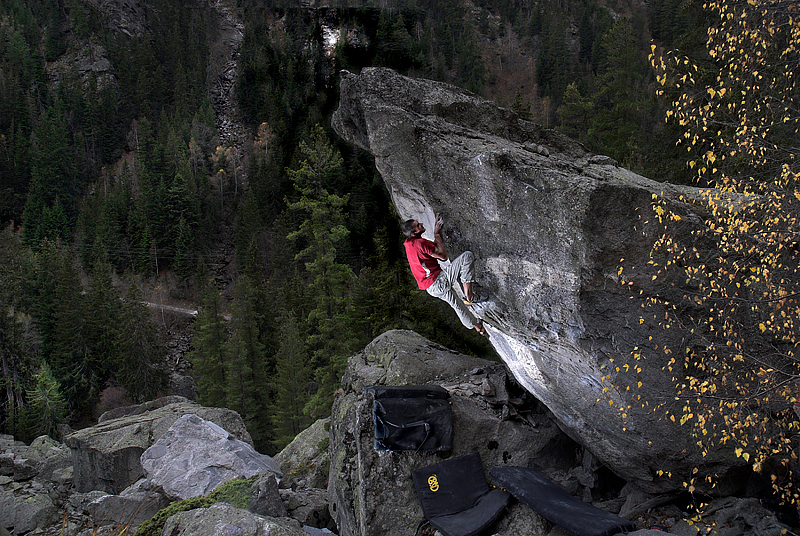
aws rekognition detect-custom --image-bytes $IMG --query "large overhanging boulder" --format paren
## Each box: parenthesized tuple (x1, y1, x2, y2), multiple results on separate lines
(332, 67, 733, 493)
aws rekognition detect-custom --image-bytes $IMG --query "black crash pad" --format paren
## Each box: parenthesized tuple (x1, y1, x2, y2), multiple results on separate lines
(488, 466, 635, 536)
(413, 452, 510, 536)
(364, 385, 452, 452)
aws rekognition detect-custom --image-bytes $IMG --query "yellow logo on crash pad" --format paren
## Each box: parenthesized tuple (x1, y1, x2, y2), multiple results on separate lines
(428, 475, 439, 492)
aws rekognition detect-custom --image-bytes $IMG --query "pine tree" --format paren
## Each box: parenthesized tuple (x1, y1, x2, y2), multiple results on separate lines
(23, 103, 76, 245)
(83, 241, 121, 387)
(456, 24, 485, 95)
(235, 190, 264, 273)
(116, 283, 168, 403)
(271, 312, 312, 449)
(190, 281, 228, 408)
(588, 17, 653, 170)
(223, 275, 269, 447)
(0, 227, 38, 438)
(165, 173, 199, 266)
(0, 120, 31, 224)
(34, 198, 70, 245)
(286, 125, 357, 419)
(537, 14, 573, 105)
(557, 83, 593, 143)
(41, 241, 89, 420)
(375, 13, 416, 70)
(345, 226, 394, 341)
(21, 361, 67, 441)
(173, 216, 194, 280)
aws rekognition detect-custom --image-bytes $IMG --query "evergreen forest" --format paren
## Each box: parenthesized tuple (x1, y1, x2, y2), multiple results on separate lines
(0, 0, 719, 454)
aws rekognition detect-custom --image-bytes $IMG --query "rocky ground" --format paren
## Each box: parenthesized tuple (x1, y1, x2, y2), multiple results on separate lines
(1, 331, 794, 536)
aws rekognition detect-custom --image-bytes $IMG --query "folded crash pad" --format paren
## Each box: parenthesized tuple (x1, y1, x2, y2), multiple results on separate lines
(413, 452, 511, 536)
(488, 466, 635, 536)
(364, 385, 452, 452)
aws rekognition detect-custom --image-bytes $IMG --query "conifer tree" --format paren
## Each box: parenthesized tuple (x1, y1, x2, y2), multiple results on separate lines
(588, 17, 652, 169)
(190, 281, 228, 408)
(223, 274, 269, 446)
(348, 226, 414, 342)
(83, 241, 120, 384)
(173, 216, 194, 280)
(271, 312, 312, 449)
(165, 173, 199, 266)
(130, 206, 153, 274)
(0, 227, 38, 437)
(24, 103, 76, 245)
(41, 241, 89, 420)
(34, 198, 70, 245)
(116, 283, 168, 403)
(286, 124, 357, 419)
(235, 190, 264, 272)
(456, 24, 484, 95)
(0, 308, 38, 438)
(375, 13, 416, 70)
(21, 361, 67, 441)
(557, 83, 592, 143)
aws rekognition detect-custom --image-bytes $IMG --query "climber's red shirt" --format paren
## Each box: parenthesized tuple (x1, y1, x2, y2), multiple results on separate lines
(404, 236, 442, 290)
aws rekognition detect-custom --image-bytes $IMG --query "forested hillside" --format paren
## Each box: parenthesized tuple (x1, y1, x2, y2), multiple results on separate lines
(0, 0, 706, 454)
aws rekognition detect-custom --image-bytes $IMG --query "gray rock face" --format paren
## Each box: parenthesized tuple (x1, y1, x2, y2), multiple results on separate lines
(249, 473, 287, 518)
(168, 371, 198, 400)
(161, 502, 309, 536)
(0, 489, 55, 534)
(0, 434, 74, 534)
(90, 0, 149, 37)
(140, 414, 281, 500)
(27, 435, 73, 483)
(279, 488, 335, 532)
(328, 330, 580, 536)
(65, 397, 252, 494)
(332, 67, 724, 491)
(0, 434, 69, 483)
(275, 418, 330, 490)
(85, 478, 170, 527)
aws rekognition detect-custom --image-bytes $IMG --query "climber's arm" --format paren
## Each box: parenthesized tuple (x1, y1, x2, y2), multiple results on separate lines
(431, 213, 448, 261)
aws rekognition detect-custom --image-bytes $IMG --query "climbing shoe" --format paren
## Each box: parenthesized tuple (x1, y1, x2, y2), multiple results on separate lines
(464, 290, 488, 306)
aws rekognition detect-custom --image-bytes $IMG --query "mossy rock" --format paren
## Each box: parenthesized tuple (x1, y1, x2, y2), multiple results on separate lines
(274, 418, 330, 489)
(133, 475, 259, 536)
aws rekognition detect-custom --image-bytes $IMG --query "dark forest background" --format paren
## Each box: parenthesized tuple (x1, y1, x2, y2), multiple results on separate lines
(0, 0, 707, 454)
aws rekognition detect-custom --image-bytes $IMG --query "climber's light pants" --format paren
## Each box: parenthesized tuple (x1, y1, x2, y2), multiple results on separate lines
(426, 250, 478, 329)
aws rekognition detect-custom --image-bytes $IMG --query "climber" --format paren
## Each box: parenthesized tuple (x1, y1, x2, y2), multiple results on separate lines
(401, 213, 486, 335)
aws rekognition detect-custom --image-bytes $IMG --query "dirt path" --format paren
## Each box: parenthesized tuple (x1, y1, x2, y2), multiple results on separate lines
(142, 302, 198, 316)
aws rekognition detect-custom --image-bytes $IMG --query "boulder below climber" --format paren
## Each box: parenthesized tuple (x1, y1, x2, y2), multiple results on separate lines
(328, 329, 587, 536)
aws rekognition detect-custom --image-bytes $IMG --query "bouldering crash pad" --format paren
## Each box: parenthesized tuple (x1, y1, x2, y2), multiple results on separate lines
(488, 466, 635, 536)
(413, 452, 511, 536)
